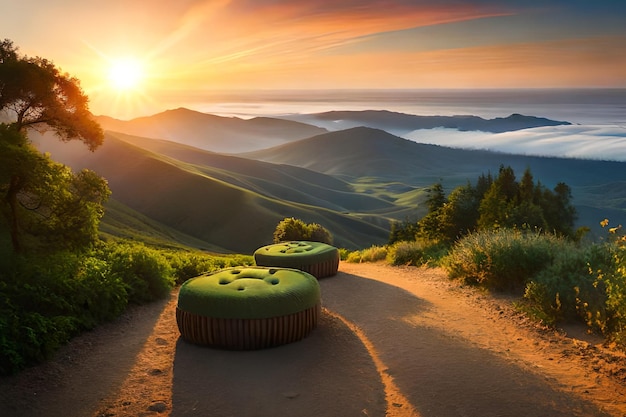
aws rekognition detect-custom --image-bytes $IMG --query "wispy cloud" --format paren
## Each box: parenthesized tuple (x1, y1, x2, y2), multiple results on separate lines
(406, 125, 626, 162)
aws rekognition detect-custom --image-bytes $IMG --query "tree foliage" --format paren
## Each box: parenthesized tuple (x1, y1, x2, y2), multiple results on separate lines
(0, 39, 103, 148)
(273, 217, 333, 245)
(0, 39, 107, 253)
(393, 165, 578, 244)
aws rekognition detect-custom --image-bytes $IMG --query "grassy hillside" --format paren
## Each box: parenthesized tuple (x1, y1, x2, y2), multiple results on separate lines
(104, 132, 395, 213)
(100, 198, 228, 251)
(96, 108, 327, 153)
(243, 127, 626, 234)
(34, 132, 392, 252)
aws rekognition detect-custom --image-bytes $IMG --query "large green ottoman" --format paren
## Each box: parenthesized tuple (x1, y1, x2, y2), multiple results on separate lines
(176, 266, 321, 350)
(254, 241, 340, 279)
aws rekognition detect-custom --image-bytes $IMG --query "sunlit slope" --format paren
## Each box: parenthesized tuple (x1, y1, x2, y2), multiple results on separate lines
(96, 108, 327, 153)
(105, 132, 395, 213)
(37, 133, 390, 252)
(242, 127, 497, 183)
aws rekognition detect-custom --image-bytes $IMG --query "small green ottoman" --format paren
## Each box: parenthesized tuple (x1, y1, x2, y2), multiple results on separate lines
(254, 241, 340, 279)
(176, 266, 321, 349)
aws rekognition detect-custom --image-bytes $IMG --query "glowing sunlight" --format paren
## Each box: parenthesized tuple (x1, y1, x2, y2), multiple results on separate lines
(108, 58, 144, 91)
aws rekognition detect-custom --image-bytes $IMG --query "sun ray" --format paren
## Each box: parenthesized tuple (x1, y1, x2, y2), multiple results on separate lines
(108, 58, 144, 91)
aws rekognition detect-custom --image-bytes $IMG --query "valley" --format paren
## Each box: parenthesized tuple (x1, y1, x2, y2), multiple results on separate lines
(33, 108, 626, 253)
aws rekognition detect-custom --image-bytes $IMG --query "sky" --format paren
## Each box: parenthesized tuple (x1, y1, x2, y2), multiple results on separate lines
(2, 0, 626, 119)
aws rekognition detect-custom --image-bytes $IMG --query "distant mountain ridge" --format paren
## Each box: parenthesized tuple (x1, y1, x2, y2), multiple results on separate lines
(281, 110, 571, 135)
(96, 108, 570, 154)
(96, 108, 327, 153)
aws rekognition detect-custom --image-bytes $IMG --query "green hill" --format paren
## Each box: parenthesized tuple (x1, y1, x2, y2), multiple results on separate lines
(35, 132, 392, 252)
(243, 127, 626, 234)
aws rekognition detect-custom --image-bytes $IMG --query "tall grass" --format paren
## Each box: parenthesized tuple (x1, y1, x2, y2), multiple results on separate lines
(444, 228, 626, 345)
(523, 243, 626, 344)
(444, 229, 568, 290)
(387, 240, 448, 267)
(344, 245, 388, 263)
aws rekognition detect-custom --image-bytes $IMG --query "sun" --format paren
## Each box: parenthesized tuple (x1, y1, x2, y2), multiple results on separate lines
(107, 58, 144, 91)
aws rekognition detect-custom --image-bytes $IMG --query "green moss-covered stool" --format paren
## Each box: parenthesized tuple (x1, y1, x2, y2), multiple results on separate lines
(176, 266, 321, 350)
(254, 241, 340, 279)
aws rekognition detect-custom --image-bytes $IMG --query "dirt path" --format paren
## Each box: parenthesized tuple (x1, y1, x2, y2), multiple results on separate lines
(1, 263, 625, 416)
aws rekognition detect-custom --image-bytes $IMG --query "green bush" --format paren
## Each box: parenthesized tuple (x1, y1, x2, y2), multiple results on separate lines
(387, 240, 448, 267)
(0, 251, 128, 375)
(105, 242, 175, 303)
(0, 241, 256, 375)
(360, 245, 389, 262)
(338, 247, 352, 261)
(521, 246, 600, 325)
(342, 245, 388, 263)
(574, 244, 626, 340)
(522, 243, 626, 343)
(444, 229, 566, 290)
(273, 217, 333, 245)
(166, 251, 253, 284)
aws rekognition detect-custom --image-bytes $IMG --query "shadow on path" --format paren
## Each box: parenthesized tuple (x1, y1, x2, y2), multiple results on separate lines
(0, 293, 175, 417)
(172, 312, 386, 417)
(321, 271, 611, 417)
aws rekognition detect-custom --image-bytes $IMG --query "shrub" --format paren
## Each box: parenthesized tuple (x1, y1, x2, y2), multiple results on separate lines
(105, 242, 175, 303)
(308, 223, 333, 245)
(344, 251, 363, 263)
(522, 242, 626, 344)
(576, 244, 626, 340)
(342, 245, 388, 263)
(521, 246, 599, 325)
(387, 239, 448, 267)
(0, 251, 128, 375)
(272, 217, 333, 245)
(166, 251, 253, 284)
(360, 245, 389, 262)
(338, 247, 352, 261)
(444, 229, 566, 290)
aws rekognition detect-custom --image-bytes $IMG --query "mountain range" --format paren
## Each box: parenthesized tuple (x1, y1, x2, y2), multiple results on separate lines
(32, 108, 625, 253)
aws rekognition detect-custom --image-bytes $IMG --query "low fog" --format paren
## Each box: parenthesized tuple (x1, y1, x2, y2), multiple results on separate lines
(405, 124, 626, 162)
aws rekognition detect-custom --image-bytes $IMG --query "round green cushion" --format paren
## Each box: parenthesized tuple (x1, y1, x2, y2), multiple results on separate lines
(254, 241, 340, 278)
(177, 266, 320, 319)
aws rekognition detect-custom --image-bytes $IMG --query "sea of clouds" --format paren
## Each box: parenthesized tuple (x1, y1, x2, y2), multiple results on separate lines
(404, 124, 626, 162)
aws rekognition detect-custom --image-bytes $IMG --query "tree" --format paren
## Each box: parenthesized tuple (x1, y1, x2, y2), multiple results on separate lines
(416, 166, 577, 244)
(0, 40, 106, 253)
(0, 40, 103, 148)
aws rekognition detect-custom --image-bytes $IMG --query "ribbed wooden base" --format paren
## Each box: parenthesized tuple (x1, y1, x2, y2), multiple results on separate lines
(176, 303, 321, 350)
(294, 258, 340, 279)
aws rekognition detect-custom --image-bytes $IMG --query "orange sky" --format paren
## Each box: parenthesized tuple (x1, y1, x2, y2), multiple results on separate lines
(3, 0, 625, 119)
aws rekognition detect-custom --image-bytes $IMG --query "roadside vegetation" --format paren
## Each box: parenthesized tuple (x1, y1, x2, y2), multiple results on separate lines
(344, 165, 626, 349)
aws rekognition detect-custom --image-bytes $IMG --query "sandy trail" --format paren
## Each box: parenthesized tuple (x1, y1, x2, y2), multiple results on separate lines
(1, 262, 625, 417)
